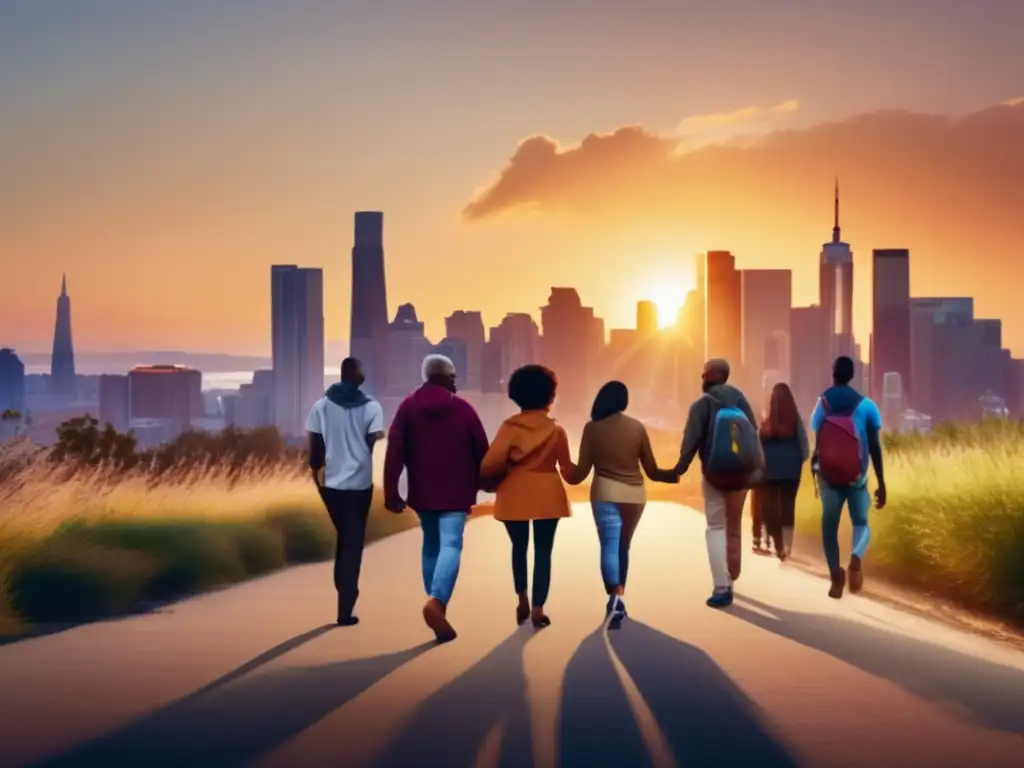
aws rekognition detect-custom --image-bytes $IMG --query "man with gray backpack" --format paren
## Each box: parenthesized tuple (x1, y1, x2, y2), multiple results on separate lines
(675, 359, 765, 608)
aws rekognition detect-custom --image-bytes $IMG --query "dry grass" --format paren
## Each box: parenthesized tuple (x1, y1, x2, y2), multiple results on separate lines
(0, 443, 414, 633)
(792, 420, 1024, 621)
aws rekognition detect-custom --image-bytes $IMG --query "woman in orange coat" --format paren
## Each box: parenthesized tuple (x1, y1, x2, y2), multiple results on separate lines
(479, 365, 577, 628)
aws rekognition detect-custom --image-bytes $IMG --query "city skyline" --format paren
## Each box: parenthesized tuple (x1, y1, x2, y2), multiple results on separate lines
(2, 2, 1023, 356)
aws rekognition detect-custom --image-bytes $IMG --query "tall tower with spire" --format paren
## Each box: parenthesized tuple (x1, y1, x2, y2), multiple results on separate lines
(50, 273, 77, 400)
(819, 179, 855, 363)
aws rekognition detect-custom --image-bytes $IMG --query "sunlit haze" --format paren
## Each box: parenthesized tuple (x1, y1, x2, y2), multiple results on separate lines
(1, 1, 1023, 355)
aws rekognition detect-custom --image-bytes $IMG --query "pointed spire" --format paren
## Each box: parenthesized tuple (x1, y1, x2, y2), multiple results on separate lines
(60, 272, 67, 297)
(832, 177, 841, 243)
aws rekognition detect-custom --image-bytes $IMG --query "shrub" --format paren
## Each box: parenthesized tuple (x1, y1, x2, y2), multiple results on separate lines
(0, 442, 415, 633)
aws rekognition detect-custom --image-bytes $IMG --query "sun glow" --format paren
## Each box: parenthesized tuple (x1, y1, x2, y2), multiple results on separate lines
(642, 275, 694, 328)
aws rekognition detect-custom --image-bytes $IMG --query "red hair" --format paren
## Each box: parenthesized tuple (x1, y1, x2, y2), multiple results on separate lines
(760, 382, 799, 439)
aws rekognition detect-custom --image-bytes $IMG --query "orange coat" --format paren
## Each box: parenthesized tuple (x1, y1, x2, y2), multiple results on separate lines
(480, 410, 576, 521)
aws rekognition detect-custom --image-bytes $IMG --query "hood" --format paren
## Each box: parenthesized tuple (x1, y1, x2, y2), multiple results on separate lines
(410, 382, 457, 416)
(704, 383, 747, 408)
(325, 381, 371, 409)
(821, 384, 864, 414)
(503, 410, 559, 462)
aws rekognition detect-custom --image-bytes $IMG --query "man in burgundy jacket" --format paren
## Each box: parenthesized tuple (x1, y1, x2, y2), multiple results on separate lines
(384, 353, 489, 643)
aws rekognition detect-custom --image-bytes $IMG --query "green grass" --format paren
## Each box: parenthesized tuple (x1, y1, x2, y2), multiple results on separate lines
(793, 420, 1024, 622)
(6, 507, 413, 625)
(0, 451, 416, 634)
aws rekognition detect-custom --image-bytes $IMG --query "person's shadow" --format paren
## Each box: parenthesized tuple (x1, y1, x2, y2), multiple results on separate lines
(372, 627, 538, 767)
(558, 628, 653, 767)
(38, 625, 435, 767)
(727, 594, 1024, 736)
(608, 621, 798, 767)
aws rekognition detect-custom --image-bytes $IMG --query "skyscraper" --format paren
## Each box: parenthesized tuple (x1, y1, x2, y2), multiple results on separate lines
(98, 374, 130, 432)
(820, 181, 854, 361)
(910, 297, 973, 421)
(385, 303, 431, 397)
(50, 273, 76, 400)
(271, 265, 325, 438)
(791, 305, 827, 415)
(445, 310, 486, 391)
(871, 249, 911, 402)
(0, 348, 26, 414)
(973, 318, 1007, 400)
(741, 269, 792, 388)
(685, 252, 707, 359)
(704, 251, 742, 366)
(128, 365, 203, 433)
(540, 288, 600, 419)
(349, 211, 390, 395)
(488, 312, 541, 393)
(636, 300, 658, 337)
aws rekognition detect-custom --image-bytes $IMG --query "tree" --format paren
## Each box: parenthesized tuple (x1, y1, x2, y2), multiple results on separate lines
(50, 415, 139, 471)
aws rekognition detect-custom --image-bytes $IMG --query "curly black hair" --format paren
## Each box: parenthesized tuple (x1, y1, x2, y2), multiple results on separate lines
(507, 364, 558, 411)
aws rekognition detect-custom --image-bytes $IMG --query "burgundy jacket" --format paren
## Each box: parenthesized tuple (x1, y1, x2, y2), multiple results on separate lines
(384, 383, 490, 513)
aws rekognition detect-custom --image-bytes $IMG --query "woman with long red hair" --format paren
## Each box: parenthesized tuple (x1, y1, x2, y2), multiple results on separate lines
(757, 382, 809, 559)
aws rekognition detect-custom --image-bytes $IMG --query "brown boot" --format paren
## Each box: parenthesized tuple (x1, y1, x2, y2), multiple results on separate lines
(848, 555, 864, 593)
(828, 568, 846, 599)
(423, 598, 457, 643)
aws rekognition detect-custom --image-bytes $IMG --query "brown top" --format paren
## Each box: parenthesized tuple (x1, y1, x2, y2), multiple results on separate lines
(571, 412, 676, 501)
(479, 410, 575, 521)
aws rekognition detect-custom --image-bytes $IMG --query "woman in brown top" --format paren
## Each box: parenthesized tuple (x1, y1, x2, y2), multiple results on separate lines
(571, 381, 678, 625)
(479, 365, 576, 628)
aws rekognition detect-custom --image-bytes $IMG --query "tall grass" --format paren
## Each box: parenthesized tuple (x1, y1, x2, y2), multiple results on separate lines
(0, 441, 414, 633)
(792, 420, 1024, 621)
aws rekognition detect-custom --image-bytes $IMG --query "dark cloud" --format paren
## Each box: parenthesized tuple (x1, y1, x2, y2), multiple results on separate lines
(464, 102, 1024, 224)
(463, 102, 1024, 350)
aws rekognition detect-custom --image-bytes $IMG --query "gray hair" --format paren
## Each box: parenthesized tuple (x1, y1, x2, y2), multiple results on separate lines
(422, 353, 455, 382)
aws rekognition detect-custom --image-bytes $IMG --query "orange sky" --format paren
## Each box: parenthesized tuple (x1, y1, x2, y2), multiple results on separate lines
(2, 3, 1023, 358)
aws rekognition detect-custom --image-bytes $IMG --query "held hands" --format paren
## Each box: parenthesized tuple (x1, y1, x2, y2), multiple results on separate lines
(385, 496, 407, 514)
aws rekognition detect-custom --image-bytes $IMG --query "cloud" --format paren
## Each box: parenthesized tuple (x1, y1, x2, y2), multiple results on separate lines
(676, 98, 801, 135)
(1003, 96, 1024, 106)
(462, 100, 1024, 351)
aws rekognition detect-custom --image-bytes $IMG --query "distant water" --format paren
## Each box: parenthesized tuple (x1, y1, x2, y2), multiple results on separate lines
(26, 367, 338, 392)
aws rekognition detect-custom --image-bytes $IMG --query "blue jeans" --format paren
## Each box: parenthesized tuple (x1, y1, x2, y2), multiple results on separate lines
(819, 481, 871, 574)
(592, 501, 645, 593)
(416, 511, 467, 605)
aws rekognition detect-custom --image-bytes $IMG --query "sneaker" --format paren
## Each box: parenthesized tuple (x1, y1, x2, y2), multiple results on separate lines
(606, 594, 627, 623)
(337, 615, 360, 627)
(848, 556, 864, 593)
(705, 588, 734, 608)
(828, 568, 846, 599)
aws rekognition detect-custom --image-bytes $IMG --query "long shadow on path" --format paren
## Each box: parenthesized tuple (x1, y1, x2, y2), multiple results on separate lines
(37, 627, 434, 768)
(559, 628, 653, 768)
(610, 621, 798, 767)
(372, 627, 538, 768)
(728, 595, 1024, 736)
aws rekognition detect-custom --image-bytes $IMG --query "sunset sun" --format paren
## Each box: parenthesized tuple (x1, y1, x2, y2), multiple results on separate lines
(642, 275, 694, 328)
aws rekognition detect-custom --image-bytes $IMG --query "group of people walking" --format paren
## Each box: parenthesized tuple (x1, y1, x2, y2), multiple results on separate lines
(306, 351, 887, 643)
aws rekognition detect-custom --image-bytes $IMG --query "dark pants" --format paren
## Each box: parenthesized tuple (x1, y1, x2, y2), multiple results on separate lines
(318, 486, 373, 619)
(761, 480, 800, 553)
(750, 486, 767, 545)
(503, 519, 560, 606)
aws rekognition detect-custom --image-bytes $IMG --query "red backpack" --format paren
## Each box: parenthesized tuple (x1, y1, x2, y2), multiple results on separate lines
(815, 393, 863, 487)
